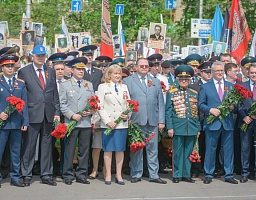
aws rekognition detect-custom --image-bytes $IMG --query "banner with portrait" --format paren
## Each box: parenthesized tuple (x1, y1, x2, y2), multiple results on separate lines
(148, 22, 166, 49)
(70, 33, 81, 50)
(112, 34, 121, 56)
(32, 22, 43, 36)
(80, 32, 91, 47)
(55, 34, 68, 51)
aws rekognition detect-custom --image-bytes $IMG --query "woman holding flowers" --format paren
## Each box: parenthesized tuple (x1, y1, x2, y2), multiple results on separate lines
(165, 65, 200, 184)
(97, 64, 130, 185)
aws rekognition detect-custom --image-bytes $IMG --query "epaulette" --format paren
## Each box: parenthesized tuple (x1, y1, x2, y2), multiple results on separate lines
(197, 75, 202, 79)
(169, 88, 178, 93)
(189, 88, 198, 94)
(16, 78, 24, 83)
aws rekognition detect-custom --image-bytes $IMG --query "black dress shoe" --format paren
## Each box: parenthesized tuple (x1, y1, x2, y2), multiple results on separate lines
(23, 179, 30, 187)
(149, 178, 167, 184)
(76, 178, 90, 184)
(203, 177, 212, 184)
(63, 179, 72, 185)
(11, 180, 25, 187)
(181, 177, 195, 183)
(248, 174, 255, 180)
(240, 176, 248, 183)
(41, 178, 57, 186)
(191, 172, 199, 178)
(225, 178, 238, 184)
(172, 178, 180, 183)
(130, 177, 141, 183)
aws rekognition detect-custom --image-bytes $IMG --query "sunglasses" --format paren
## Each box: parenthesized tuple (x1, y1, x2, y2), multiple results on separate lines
(139, 65, 149, 69)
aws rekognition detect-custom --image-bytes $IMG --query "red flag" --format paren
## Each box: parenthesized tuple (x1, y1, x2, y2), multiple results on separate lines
(228, 0, 251, 64)
(100, 0, 114, 58)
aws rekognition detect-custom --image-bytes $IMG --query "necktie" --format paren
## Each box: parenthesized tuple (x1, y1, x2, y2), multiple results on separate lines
(87, 69, 90, 74)
(218, 81, 223, 101)
(115, 83, 118, 93)
(37, 69, 45, 90)
(77, 80, 81, 88)
(253, 83, 256, 101)
(191, 77, 195, 83)
(8, 79, 12, 90)
(141, 77, 147, 91)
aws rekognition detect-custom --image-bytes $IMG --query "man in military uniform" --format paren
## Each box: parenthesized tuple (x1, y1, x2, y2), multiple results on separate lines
(95, 56, 113, 75)
(79, 45, 102, 92)
(59, 57, 94, 185)
(240, 57, 256, 82)
(189, 61, 212, 178)
(0, 54, 29, 188)
(166, 65, 200, 183)
(184, 54, 202, 83)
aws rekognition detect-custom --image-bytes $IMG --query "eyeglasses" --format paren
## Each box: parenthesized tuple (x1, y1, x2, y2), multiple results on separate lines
(212, 70, 224, 73)
(139, 65, 149, 69)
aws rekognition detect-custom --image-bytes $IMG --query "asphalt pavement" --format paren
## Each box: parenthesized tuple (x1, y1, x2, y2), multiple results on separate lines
(1, 173, 256, 200)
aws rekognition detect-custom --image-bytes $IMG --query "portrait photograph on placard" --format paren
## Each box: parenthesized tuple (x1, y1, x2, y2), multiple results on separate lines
(137, 27, 148, 42)
(148, 22, 166, 49)
(0, 23, 6, 46)
(134, 41, 144, 56)
(21, 30, 35, 46)
(187, 45, 200, 55)
(126, 51, 137, 62)
(211, 41, 227, 56)
(22, 18, 32, 31)
(32, 22, 43, 36)
(163, 37, 171, 54)
(112, 34, 121, 55)
(173, 45, 180, 54)
(70, 33, 80, 49)
(35, 35, 44, 46)
(7, 38, 22, 48)
(0, 21, 9, 37)
(200, 44, 212, 60)
(80, 32, 91, 47)
(55, 34, 67, 49)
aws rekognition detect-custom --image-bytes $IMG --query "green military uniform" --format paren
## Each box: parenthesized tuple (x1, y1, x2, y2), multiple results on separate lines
(184, 54, 202, 83)
(165, 65, 200, 181)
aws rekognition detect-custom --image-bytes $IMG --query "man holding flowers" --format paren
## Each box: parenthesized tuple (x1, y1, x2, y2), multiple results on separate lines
(0, 54, 29, 188)
(59, 57, 94, 185)
(199, 61, 238, 184)
(123, 58, 166, 184)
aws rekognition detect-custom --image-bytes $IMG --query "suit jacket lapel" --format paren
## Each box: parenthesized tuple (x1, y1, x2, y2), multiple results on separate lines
(30, 65, 44, 90)
(133, 74, 146, 93)
(0, 76, 12, 94)
(209, 80, 220, 100)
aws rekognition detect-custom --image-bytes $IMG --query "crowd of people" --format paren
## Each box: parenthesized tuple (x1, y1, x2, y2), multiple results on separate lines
(0, 43, 256, 189)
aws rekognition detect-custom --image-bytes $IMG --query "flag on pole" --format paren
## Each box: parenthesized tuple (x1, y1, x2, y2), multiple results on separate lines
(228, 0, 251, 64)
(249, 30, 256, 57)
(61, 16, 71, 47)
(220, 7, 230, 43)
(118, 15, 127, 56)
(208, 5, 224, 43)
(100, 0, 114, 58)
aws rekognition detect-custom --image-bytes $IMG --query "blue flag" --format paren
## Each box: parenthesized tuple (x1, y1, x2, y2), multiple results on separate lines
(208, 5, 224, 43)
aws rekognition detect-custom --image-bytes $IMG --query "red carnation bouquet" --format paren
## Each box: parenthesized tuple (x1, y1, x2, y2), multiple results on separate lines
(207, 84, 253, 124)
(160, 81, 167, 93)
(104, 100, 139, 135)
(128, 122, 156, 152)
(51, 120, 67, 139)
(240, 102, 256, 132)
(0, 96, 25, 128)
(66, 95, 100, 137)
(189, 136, 201, 163)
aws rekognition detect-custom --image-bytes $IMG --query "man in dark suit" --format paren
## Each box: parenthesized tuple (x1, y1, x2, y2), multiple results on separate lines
(199, 61, 238, 184)
(79, 45, 103, 92)
(189, 61, 212, 178)
(123, 58, 166, 184)
(0, 55, 29, 188)
(19, 45, 60, 186)
(150, 25, 164, 41)
(238, 63, 256, 183)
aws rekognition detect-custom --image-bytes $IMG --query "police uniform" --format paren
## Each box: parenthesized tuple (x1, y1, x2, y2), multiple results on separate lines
(165, 65, 200, 183)
(0, 55, 29, 187)
(184, 54, 202, 83)
(60, 57, 94, 185)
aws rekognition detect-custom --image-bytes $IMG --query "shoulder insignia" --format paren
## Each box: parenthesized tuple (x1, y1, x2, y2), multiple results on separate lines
(169, 88, 178, 93)
(189, 88, 198, 94)
(16, 78, 24, 83)
(197, 75, 202, 79)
